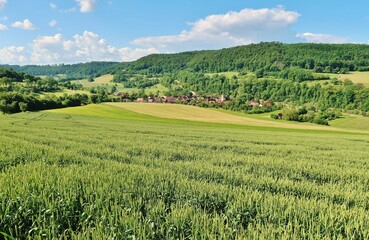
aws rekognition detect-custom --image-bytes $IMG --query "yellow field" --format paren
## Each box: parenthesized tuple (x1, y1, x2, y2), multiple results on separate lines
(319, 72, 369, 86)
(343, 72, 369, 86)
(104, 103, 361, 132)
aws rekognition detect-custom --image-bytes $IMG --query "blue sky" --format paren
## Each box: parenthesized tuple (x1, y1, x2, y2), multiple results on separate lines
(0, 0, 368, 65)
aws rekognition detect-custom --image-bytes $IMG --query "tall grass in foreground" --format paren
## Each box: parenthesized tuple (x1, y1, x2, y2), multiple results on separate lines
(1, 110, 369, 239)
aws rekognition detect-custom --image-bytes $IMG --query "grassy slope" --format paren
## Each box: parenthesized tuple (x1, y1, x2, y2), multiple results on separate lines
(72, 74, 115, 88)
(99, 103, 369, 133)
(330, 114, 369, 130)
(40, 89, 91, 97)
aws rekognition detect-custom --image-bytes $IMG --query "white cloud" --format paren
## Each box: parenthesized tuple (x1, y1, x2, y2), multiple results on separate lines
(31, 34, 66, 63)
(0, 31, 157, 65)
(296, 32, 348, 43)
(0, 46, 27, 64)
(132, 7, 301, 51)
(75, 0, 96, 13)
(11, 19, 36, 30)
(0, 0, 6, 8)
(49, 3, 57, 9)
(0, 23, 7, 30)
(49, 19, 57, 27)
(26, 31, 158, 64)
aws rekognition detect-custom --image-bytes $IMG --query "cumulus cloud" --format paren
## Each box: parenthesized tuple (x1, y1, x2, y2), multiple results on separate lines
(0, 31, 158, 64)
(132, 7, 301, 51)
(75, 0, 96, 13)
(49, 19, 57, 27)
(296, 32, 349, 43)
(0, 23, 7, 30)
(0, 0, 6, 8)
(26, 31, 158, 64)
(0, 46, 27, 64)
(12, 19, 36, 30)
(31, 34, 66, 63)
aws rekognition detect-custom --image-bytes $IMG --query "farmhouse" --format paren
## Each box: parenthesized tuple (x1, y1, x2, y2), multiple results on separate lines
(249, 100, 260, 107)
(249, 100, 274, 107)
(148, 97, 155, 103)
(163, 96, 177, 103)
(219, 94, 226, 103)
(203, 94, 228, 104)
(177, 95, 191, 102)
(264, 101, 273, 107)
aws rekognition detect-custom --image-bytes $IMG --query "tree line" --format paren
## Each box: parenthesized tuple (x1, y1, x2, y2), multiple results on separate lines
(118, 42, 369, 75)
(0, 68, 112, 114)
(0, 62, 120, 80)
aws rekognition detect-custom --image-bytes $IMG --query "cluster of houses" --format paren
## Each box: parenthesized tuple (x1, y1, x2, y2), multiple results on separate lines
(135, 94, 228, 104)
(113, 91, 273, 108)
(249, 99, 273, 107)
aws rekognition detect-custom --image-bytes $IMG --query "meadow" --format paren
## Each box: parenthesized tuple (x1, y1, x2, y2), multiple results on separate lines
(313, 71, 369, 86)
(1, 104, 369, 239)
(71, 74, 116, 88)
(340, 72, 369, 86)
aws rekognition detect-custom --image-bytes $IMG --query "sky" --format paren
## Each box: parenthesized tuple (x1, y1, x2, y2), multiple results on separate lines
(0, 0, 368, 65)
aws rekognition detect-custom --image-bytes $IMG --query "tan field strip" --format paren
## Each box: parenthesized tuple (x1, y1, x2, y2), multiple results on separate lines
(105, 103, 362, 132)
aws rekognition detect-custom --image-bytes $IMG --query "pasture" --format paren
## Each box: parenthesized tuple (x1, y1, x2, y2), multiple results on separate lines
(1, 104, 369, 239)
(330, 114, 369, 130)
(41, 89, 91, 97)
(343, 72, 369, 86)
(205, 71, 239, 78)
(72, 74, 116, 88)
(315, 71, 369, 87)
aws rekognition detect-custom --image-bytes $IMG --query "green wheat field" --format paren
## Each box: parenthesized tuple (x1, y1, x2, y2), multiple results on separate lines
(1, 103, 369, 239)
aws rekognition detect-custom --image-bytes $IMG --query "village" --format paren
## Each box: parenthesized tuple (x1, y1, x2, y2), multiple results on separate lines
(113, 91, 274, 108)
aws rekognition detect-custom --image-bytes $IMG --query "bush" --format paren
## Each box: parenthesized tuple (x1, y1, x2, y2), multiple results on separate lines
(282, 109, 299, 121)
(312, 116, 329, 125)
(271, 114, 278, 119)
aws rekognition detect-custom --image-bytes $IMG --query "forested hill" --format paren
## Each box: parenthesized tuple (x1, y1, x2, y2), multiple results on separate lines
(0, 61, 120, 79)
(5, 43, 369, 78)
(122, 42, 369, 74)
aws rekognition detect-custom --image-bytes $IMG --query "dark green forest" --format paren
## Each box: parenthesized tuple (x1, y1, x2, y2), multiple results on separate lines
(119, 42, 369, 74)
(0, 61, 120, 80)
(7, 42, 369, 77)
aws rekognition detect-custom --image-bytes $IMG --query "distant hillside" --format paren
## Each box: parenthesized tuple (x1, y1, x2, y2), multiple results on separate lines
(4, 42, 369, 79)
(0, 61, 120, 79)
(121, 42, 369, 74)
